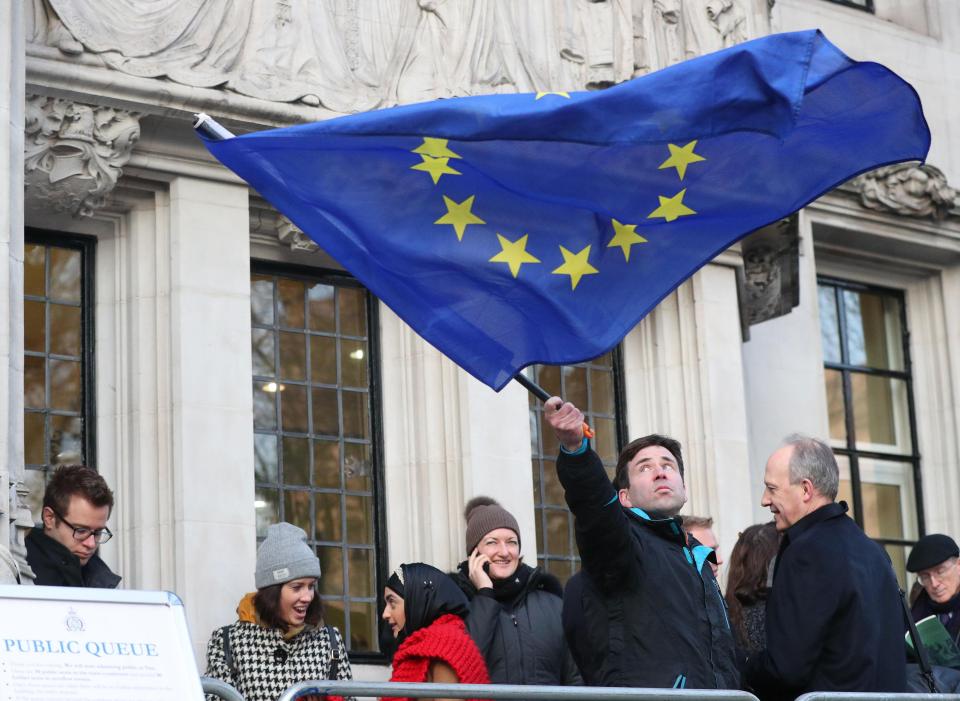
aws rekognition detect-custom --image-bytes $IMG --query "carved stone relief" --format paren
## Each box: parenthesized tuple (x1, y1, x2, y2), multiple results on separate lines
(276, 216, 319, 253)
(852, 163, 958, 221)
(27, 0, 759, 112)
(24, 94, 141, 217)
(739, 215, 800, 332)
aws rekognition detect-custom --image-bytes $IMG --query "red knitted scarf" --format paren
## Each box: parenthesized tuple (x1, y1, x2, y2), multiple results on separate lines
(384, 614, 490, 701)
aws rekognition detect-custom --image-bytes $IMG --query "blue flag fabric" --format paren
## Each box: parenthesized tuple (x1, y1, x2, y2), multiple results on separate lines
(203, 30, 929, 391)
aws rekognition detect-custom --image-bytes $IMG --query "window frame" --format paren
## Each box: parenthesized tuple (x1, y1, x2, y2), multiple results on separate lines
(818, 275, 925, 553)
(23, 228, 98, 473)
(250, 259, 388, 664)
(529, 346, 628, 579)
(821, 0, 875, 12)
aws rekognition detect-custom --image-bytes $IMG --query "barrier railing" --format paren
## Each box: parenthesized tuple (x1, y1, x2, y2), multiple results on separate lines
(201, 675, 247, 701)
(277, 680, 762, 701)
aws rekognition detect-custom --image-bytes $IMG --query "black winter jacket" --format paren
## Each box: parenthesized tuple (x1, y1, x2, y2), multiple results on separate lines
(452, 563, 581, 685)
(25, 526, 121, 588)
(743, 502, 906, 701)
(557, 445, 738, 689)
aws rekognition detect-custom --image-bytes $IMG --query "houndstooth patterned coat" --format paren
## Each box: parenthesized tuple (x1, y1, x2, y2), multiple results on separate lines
(204, 621, 353, 701)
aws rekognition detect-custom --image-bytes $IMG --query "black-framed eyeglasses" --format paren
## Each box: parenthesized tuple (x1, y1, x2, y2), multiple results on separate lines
(51, 508, 113, 545)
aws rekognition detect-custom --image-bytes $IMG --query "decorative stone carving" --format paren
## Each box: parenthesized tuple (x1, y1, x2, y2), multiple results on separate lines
(739, 215, 799, 330)
(24, 94, 141, 217)
(9, 480, 36, 584)
(276, 216, 319, 253)
(852, 163, 958, 221)
(28, 0, 758, 111)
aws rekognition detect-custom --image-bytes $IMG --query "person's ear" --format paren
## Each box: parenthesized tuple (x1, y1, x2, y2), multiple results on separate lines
(41, 506, 56, 530)
(618, 488, 632, 508)
(800, 478, 815, 502)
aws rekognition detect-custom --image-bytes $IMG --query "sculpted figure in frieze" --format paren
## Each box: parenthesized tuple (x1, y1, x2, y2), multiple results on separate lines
(854, 163, 958, 221)
(28, 0, 757, 111)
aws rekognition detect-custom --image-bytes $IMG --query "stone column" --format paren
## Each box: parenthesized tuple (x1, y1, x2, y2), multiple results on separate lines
(0, 0, 26, 578)
(168, 176, 256, 658)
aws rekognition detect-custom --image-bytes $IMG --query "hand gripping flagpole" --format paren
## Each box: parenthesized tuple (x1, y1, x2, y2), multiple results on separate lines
(192, 113, 595, 440)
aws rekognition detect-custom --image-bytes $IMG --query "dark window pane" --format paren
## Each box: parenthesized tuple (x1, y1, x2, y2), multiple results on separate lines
(593, 418, 617, 465)
(310, 336, 337, 385)
(348, 548, 374, 598)
(254, 433, 279, 484)
(342, 391, 370, 440)
(885, 543, 909, 591)
(284, 489, 311, 533)
(544, 510, 572, 557)
(842, 289, 904, 370)
(850, 374, 911, 453)
(313, 439, 340, 489)
(24, 244, 45, 297)
(345, 495, 373, 544)
(824, 369, 846, 445)
(563, 366, 588, 408)
(49, 304, 81, 357)
(589, 368, 614, 414)
(349, 600, 377, 651)
(858, 457, 918, 541)
(48, 248, 81, 302)
(280, 385, 309, 433)
(282, 436, 310, 486)
(277, 278, 305, 328)
(255, 488, 279, 538)
(315, 491, 343, 541)
(24, 411, 45, 465)
(340, 339, 368, 388)
(24, 356, 45, 409)
(818, 285, 841, 364)
(279, 331, 307, 381)
(540, 413, 559, 456)
(49, 359, 81, 412)
(538, 365, 561, 397)
(253, 382, 278, 430)
(308, 283, 336, 332)
(344, 442, 372, 492)
(318, 546, 345, 596)
(24, 301, 45, 353)
(339, 288, 367, 337)
(251, 275, 275, 325)
(323, 599, 346, 632)
(251, 328, 276, 377)
(542, 459, 563, 506)
(312, 388, 339, 435)
(49, 414, 82, 466)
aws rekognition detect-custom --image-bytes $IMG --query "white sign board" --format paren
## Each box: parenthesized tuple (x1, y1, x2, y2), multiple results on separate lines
(0, 585, 204, 701)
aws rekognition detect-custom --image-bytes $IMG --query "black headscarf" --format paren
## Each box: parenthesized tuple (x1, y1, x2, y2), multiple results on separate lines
(389, 562, 469, 644)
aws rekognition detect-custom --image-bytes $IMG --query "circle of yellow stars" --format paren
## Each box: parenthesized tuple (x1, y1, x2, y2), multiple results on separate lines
(407, 94, 705, 291)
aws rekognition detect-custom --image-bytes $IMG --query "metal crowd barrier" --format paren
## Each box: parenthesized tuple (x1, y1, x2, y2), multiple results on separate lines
(277, 680, 762, 701)
(201, 675, 247, 701)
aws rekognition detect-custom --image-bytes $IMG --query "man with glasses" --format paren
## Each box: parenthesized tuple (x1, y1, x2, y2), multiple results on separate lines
(908, 534, 960, 644)
(25, 464, 120, 588)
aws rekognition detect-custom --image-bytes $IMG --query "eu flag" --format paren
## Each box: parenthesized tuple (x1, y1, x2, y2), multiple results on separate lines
(202, 30, 929, 391)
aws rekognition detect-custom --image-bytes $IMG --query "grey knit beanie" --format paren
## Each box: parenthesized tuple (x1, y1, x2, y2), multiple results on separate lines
(255, 522, 321, 589)
(464, 496, 521, 555)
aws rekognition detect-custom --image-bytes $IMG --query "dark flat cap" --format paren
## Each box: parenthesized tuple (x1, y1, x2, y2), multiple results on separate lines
(907, 534, 960, 572)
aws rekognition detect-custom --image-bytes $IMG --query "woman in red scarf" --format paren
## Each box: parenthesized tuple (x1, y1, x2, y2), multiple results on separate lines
(381, 562, 490, 701)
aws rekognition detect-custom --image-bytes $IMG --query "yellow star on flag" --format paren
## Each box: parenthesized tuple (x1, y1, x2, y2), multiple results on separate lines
(607, 219, 647, 262)
(647, 189, 696, 222)
(658, 141, 706, 180)
(552, 245, 598, 290)
(489, 234, 541, 278)
(535, 91, 570, 100)
(413, 137, 462, 160)
(411, 154, 461, 184)
(435, 195, 485, 241)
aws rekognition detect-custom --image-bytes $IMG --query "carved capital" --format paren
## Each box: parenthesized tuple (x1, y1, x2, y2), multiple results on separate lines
(740, 215, 800, 329)
(24, 94, 141, 217)
(277, 216, 319, 253)
(852, 162, 958, 221)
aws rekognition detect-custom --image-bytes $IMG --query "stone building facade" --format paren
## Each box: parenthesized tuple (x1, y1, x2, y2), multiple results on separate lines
(1, 0, 958, 676)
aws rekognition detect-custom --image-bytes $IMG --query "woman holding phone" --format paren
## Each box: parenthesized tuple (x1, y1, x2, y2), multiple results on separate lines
(450, 497, 581, 685)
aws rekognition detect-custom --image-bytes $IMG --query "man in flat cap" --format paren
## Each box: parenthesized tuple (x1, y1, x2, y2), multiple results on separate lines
(908, 534, 960, 644)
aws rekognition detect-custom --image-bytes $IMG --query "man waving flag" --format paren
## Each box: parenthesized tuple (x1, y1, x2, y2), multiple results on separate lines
(199, 30, 929, 391)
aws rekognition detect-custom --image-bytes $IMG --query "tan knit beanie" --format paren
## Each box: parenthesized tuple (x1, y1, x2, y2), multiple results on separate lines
(464, 496, 521, 555)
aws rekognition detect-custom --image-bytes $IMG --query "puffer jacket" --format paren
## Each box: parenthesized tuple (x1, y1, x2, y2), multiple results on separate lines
(557, 444, 738, 689)
(204, 594, 353, 701)
(451, 563, 581, 685)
